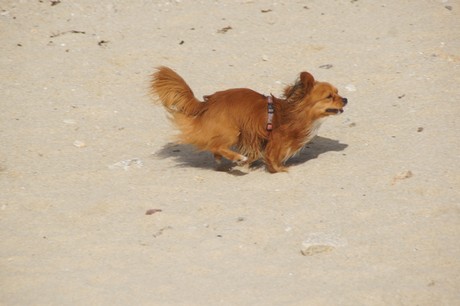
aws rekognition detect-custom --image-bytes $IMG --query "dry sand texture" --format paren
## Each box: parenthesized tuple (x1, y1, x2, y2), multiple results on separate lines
(1, 1, 459, 305)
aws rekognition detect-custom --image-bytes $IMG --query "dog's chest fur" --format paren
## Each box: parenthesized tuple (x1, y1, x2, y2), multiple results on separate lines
(304, 117, 326, 144)
(282, 118, 326, 162)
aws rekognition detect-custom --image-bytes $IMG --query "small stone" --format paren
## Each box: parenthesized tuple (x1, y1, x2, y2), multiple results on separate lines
(109, 158, 144, 170)
(262, 54, 269, 61)
(145, 209, 162, 215)
(63, 119, 77, 124)
(345, 84, 356, 92)
(301, 233, 347, 256)
(73, 140, 86, 148)
(319, 64, 333, 69)
(217, 26, 232, 34)
(301, 244, 335, 256)
(391, 170, 413, 185)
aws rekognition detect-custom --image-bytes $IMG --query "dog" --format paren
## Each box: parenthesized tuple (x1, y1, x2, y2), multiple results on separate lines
(151, 66, 347, 173)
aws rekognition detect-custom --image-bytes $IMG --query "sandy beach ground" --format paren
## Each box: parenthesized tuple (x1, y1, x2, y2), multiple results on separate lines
(1, 1, 459, 305)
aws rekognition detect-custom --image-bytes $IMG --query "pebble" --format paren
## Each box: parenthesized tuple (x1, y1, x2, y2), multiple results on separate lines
(319, 64, 333, 69)
(345, 84, 357, 92)
(109, 158, 144, 170)
(63, 119, 77, 125)
(391, 170, 413, 185)
(300, 233, 347, 256)
(73, 140, 86, 148)
(145, 209, 162, 215)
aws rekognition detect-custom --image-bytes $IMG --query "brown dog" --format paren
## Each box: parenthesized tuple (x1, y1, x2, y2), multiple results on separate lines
(151, 66, 347, 173)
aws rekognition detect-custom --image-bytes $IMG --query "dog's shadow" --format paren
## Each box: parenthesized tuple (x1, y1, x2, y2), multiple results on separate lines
(287, 136, 348, 166)
(154, 143, 218, 170)
(153, 136, 348, 173)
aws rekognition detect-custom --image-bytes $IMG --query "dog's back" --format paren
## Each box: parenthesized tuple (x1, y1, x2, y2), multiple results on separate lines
(202, 88, 267, 126)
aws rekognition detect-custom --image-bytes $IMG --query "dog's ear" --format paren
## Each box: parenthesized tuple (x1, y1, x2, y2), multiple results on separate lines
(300, 72, 315, 93)
(283, 71, 316, 102)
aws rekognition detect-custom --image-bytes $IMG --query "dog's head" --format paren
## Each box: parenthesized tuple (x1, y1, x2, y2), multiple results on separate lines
(284, 72, 348, 118)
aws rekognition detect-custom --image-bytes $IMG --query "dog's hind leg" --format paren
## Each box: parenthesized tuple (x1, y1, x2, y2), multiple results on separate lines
(207, 131, 248, 165)
(212, 148, 248, 165)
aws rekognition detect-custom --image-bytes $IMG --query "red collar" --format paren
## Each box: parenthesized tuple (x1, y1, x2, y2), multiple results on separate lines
(266, 95, 274, 131)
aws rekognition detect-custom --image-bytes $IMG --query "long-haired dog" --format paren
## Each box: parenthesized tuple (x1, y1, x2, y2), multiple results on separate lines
(151, 67, 347, 173)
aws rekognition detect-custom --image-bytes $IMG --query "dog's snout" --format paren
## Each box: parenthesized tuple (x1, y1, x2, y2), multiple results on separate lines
(342, 98, 348, 105)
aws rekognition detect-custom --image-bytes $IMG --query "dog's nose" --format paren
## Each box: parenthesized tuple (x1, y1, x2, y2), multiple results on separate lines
(342, 98, 348, 105)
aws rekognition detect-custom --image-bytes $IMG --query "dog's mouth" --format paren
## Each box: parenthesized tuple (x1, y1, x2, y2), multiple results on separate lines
(325, 108, 344, 114)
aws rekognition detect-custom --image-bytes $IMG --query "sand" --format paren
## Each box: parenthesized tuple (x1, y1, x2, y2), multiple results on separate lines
(1, 1, 459, 305)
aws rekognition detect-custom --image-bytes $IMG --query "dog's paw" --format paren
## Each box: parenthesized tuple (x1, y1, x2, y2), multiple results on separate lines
(266, 164, 288, 173)
(236, 155, 248, 166)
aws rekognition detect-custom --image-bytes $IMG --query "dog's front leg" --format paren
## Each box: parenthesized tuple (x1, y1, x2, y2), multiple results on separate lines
(264, 137, 289, 173)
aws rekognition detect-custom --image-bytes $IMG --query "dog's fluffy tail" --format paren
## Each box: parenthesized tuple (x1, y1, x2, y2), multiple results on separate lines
(151, 66, 205, 116)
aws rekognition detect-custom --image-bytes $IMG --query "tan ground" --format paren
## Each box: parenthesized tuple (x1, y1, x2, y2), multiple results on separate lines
(1, 1, 459, 305)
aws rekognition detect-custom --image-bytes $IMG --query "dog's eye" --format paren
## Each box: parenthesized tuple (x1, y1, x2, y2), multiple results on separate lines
(326, 94, 333, 99)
